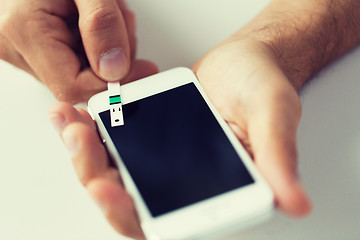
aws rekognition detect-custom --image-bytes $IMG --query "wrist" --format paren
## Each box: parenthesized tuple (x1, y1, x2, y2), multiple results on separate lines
(222, 36, 302, 91)
(230, 0, 360, 91)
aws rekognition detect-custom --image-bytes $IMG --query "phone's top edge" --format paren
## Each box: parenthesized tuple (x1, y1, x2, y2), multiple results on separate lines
(88, 67, 197, 112)
(88, 67, 194, 103)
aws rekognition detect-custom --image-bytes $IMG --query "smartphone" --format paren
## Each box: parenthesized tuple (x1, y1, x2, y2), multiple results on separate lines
(88, 68, 273, 239)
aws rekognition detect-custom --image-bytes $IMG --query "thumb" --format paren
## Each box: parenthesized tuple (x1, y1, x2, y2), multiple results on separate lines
(76, 0, 130, 81)
(249, 99, 312, 217)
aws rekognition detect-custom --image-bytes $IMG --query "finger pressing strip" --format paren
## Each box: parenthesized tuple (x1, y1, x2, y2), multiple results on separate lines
(108, 82, 124, 127)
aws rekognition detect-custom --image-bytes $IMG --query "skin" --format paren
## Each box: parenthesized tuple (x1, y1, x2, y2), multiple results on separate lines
(2, 0, 359, 239)
(0, 0, 158, 103)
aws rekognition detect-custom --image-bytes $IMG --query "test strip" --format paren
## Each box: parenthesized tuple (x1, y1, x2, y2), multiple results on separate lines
(108, 82, 124, 127)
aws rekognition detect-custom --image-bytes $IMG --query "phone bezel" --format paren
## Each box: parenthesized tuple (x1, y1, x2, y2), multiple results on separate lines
(88, 67, 274, 239)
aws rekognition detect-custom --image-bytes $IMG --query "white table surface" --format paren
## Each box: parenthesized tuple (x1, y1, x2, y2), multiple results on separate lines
(1, 1, 360, 239)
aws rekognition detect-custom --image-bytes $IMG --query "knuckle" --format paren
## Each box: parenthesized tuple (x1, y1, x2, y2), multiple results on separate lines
(80, 7, 120, 33)
(0, 12, 14, 35)
(118, 227, 135, 239)
(0, 35, 8, 60)
(78, 174, 91, 187)
(0, 6, 27, 37)
(53, 91, 70, 102)
(1, 8, 51, 46)
(52, 86, 79, 104)
(54, 93, 69, 103)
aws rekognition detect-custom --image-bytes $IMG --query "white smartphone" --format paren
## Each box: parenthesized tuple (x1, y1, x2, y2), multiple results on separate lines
(88, 68, 274, 240)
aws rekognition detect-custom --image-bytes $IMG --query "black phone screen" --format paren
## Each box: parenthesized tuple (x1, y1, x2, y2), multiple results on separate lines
(99, 83, 254, 217)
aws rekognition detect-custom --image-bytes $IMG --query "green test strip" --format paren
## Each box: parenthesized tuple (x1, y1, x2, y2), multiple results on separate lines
(109, 95, 121, 105)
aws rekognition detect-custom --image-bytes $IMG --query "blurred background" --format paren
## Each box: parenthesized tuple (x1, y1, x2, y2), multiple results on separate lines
(1, 1, 359, 239)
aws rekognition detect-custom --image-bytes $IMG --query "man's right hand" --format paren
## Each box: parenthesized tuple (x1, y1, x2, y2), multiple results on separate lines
(0, 0, 158, 103)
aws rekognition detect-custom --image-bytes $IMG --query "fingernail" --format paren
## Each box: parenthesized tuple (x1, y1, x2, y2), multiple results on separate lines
(99, 48, 128, 81)
(49, 113, 65, 134)
(62, 129, 78, 157)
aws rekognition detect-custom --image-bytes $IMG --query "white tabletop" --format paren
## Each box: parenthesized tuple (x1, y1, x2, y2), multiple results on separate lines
(1, 1, 359, 239)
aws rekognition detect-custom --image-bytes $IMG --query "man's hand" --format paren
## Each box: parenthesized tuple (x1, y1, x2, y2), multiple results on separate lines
(0, 0, 157, 103)
(193, 39, 311, 216)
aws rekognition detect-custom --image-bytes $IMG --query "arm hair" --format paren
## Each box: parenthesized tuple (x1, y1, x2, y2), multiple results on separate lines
(234, 0, 360, 89)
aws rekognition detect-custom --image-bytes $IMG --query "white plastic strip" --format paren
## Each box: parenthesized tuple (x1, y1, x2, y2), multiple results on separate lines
(108, 82, 124, 127)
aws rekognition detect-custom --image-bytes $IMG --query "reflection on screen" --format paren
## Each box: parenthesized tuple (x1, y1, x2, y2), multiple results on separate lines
(99, 83, 254, 217)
